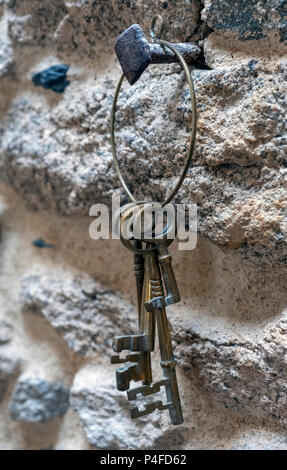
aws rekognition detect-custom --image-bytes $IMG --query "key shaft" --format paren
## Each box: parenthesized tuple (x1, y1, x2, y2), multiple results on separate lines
(146, 250, 183, 425)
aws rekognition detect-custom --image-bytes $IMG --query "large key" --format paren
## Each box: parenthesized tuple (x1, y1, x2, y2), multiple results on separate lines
(128, 246, 183, 425)
(111, 204, 155, 391)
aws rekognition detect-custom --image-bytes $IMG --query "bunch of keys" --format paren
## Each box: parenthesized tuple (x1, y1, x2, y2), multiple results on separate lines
(110, 16, 197, 426)
(111, 202, 183, 425)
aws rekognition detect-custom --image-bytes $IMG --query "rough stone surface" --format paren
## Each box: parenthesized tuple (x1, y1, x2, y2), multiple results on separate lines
(54, 0, 205, 58)
(0, 0, 287, 452)
(174, 309, 287, 426)
(5, 0, 205, 55)
(6, 0, 68, 47)
(0, 8, 14, 79)
(1, 58, 287, 263)
(202, 0, 287, 42)
(9, 376, 70, 423)
(0, 36, 13, 79)
(0, 354, 20, 402)
(0, 1, 286, 264)
(0, 319, 13, 344)
(20, 273, 137, 356)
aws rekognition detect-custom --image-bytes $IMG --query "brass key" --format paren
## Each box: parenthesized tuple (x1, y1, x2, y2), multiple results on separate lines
(128, 246, 183, 425)
(116, 203, 183, 424)
(111, 204, 155, 391)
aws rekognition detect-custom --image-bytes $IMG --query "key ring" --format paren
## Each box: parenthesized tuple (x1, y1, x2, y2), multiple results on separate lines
(111, 16, 197, 206)
(119, 201, 174, 255)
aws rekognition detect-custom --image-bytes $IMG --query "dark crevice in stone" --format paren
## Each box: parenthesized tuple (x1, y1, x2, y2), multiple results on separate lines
(192, 50, 212, 70)
(189, 0, 214, 69)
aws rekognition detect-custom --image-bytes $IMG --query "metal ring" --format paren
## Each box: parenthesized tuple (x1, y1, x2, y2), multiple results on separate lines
(110, 40, 197, 206)
(150, 14, 164, 41)
(121, 232, 174, 255)
(119, 201, 174, 254)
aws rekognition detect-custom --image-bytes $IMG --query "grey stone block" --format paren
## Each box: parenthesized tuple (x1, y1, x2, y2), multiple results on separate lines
(9, 376, 70, 423)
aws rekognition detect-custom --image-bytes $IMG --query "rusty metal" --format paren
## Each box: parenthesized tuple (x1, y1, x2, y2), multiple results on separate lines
(115, 21, 201, 85)
(128, 247, 183, 425)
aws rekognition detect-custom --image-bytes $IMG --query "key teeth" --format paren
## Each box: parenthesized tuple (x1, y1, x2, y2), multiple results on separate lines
(165, 294, 181, 306)
(127, 380, 167, 401)
(112, 334, 148, 353)
(128, 380, 184, 424)
(116, 363, 143, 391)
(130, 401, 170, 419)
(111, 353, 140, 364)
(129, 397, 184, 425)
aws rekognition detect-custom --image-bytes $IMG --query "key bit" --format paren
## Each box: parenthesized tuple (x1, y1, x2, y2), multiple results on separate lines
(116, 362, 143, 391)
(115, 24, 201, 85)
(131, 400, 171, 419)
(128, 380, 170, 419)
(128, 379, 167, 400)
(112, 350, 152, 391)
(111, 353, 140, 364)
(128, 378, 182, 425)
(112, 333, 151, 353)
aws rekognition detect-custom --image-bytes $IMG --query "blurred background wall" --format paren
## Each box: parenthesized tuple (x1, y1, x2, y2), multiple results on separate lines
(0, 0, 286, 450)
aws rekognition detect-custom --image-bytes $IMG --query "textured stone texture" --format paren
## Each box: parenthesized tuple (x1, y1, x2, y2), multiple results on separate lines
(0, 319, 13, 344)
(0, 36, 13, 79)
(1, 59, 287, 263)
(55, 0, 205, 58)
(0, 0, 287, 451)
(9, 376, 70, 423)
(174, 308, 287, 426)
(0, 5, 13, 79)
(0, 354, 20, 402)
(20, 273, 137, 356)
(0, 1, 286, 264)
(7, 0, 68, 47)
(5, 0, 206, 56)
(202, 0, 287, 42)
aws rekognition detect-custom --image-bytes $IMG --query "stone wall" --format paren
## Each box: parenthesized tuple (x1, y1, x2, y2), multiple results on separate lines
(0, 0, 286, 450)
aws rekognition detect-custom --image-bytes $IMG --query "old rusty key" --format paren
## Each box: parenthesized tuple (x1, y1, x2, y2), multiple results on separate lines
(111, 204, 155, 391)
(119, 204, 183, 424)
(128, 246, 183, 425)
